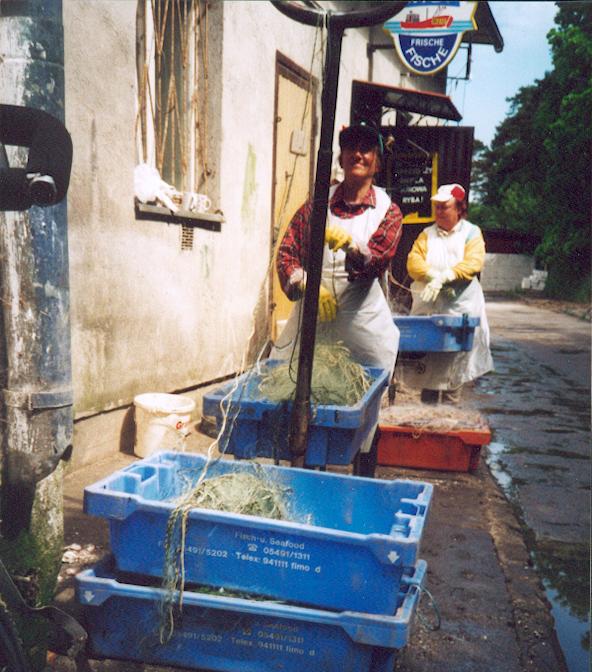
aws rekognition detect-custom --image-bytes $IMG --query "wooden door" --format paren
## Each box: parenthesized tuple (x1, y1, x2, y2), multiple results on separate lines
(270, 56, 316, 341)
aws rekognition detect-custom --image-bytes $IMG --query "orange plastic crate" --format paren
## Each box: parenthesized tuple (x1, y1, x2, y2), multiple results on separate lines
(377, 424, 491, 473)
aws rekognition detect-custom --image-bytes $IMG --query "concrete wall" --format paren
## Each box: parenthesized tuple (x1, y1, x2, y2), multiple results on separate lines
(60, 0, 447, 465)
(216, 2, 322, 368)
(64, 1, 141, 417)
(481, 253, 535, 292)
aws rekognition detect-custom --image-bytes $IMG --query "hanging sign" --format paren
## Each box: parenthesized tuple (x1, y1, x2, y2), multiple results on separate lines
(393, 150, 438, 224)
(384, 1, 477, 76)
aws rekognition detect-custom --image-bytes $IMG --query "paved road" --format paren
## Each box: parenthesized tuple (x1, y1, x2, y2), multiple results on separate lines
(51, 299, 589, 672)
(471, 297, 591, 672)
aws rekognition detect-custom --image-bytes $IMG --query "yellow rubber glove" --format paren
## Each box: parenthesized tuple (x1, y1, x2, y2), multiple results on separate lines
(325, 224, 352, 252)
(318, 285, 337, 322)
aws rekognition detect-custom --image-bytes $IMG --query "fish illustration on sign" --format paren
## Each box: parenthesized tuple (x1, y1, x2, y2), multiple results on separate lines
(384, 1, 478, 76)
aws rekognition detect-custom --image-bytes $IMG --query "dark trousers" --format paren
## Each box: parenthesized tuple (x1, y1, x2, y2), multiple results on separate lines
(421, 386, 463, 405)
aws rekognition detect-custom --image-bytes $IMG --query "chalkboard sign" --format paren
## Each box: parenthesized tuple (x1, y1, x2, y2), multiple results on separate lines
(389, 150, 438, 224)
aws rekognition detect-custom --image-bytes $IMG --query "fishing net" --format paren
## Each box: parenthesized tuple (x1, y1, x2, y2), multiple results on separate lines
(171, 471, 288, 519)
(157, 346, 367, 639)
(156, 343, 373, 643)
(379, 403, 487, 431)
(158, 464, 290, 642)
(258, 341, 371, 406)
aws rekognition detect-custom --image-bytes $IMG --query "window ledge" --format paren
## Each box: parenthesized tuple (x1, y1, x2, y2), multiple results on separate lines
(135, 202, 224, 232)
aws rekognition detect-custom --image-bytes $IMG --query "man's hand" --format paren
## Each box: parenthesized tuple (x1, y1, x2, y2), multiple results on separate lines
(325, 224, 352, 252)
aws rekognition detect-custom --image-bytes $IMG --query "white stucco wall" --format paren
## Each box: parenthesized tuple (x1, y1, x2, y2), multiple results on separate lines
(63, 0, 245, 415)
(64, 1, 143, 414)
(216, 2, 321, 374)
(61, 0, 436, 425)
(481, 253, 535, 292)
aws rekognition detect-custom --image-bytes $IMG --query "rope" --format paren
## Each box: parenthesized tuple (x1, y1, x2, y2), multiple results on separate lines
(417, 585, 442, 631)
(388, 269, 413, 294)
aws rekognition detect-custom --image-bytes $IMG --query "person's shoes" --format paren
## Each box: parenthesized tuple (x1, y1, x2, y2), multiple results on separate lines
(442, 387, 463, 404)
(421, 387, 463, 404)
(420, 389, 440, 404)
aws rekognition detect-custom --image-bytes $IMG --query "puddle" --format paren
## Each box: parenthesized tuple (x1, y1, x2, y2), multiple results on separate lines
(505, 445, 547, 457)
(547, 588, 590, 672)
(485, 443, 517, 499)
(524, 462, 569, 472)
(532, 539, 591, 672)
(487, 443, 590, 672)
(476, 407, 548, 417)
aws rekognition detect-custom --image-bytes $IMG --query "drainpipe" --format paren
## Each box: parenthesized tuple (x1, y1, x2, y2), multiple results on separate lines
(270, 1, 406, 467)
(0, 1, 72, 668)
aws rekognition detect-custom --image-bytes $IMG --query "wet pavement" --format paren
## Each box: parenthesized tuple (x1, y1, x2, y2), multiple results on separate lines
(53, 435, 566, 672)
(471, 297, 591, 672)
(48, 296, 589, 672)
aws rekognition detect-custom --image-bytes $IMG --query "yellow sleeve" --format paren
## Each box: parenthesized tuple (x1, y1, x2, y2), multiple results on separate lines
(452, 230, 486, 280)
(406, 230, 431, 281)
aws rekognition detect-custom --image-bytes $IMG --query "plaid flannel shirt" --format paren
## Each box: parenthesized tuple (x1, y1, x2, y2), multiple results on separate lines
(276, 183, 403, 299)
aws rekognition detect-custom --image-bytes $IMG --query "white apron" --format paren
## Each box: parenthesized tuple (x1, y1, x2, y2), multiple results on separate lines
(272, 184, 399, 373)
(401, 219, 493, 391)
(271, 186, 399, 453)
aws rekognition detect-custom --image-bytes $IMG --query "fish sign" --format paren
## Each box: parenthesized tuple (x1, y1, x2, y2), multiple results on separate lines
(384, 1, 478, 76)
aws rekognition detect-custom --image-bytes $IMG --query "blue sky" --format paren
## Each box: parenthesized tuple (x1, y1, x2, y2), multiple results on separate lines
(447, 1, 558, 146)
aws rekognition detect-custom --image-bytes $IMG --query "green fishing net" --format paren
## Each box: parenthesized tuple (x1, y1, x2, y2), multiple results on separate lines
(159, 467, 289, 642)
(172, 471, 288, 520)
(158, 344, 368, 641)
(259, 342, 371, 406)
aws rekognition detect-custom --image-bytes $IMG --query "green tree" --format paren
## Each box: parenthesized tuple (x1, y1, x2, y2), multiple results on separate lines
(468, 139, 504, 230)
(475, 1, 591, 301)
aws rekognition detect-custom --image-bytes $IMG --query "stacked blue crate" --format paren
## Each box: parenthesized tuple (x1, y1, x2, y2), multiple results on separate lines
(394, 314, 480, 352)
(201, 362, 390, 467)
(79, 451, 433, 671)
(77, 556, 427, 672)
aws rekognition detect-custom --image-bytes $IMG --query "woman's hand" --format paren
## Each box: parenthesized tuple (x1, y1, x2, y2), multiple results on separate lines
(318, 285, 337, 321)
(421, 268, 456, 302)
(325, 224, 353, 252)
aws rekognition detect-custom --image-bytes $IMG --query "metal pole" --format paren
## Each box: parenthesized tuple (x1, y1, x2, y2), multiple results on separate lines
(0, 1, 72, 668)
(287, 16, 343, 467)
(270, 2, 406, 467)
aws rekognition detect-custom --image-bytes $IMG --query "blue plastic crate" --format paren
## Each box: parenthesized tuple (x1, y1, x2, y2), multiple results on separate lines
(77, 556, 427, 672)
(394, 314, 480, 352)
(202, 362, 389, 467)
(83, 451, 433, 614)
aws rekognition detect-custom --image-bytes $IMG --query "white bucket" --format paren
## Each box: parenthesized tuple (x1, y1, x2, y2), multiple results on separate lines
(133, 393, 196, 458)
